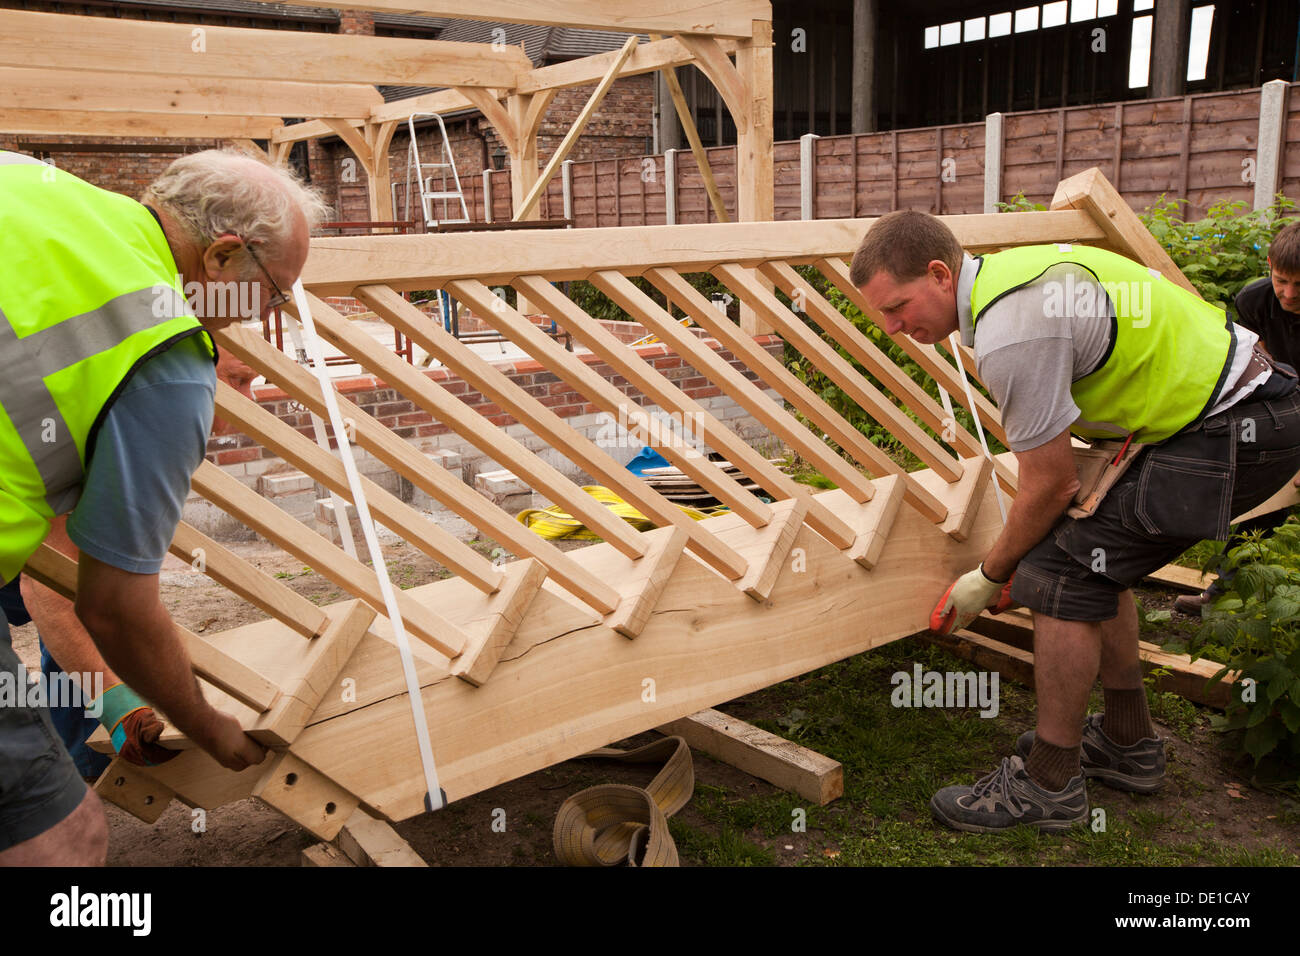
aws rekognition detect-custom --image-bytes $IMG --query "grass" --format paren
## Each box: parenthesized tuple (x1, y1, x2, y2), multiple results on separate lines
(666, 636, 1299, 867)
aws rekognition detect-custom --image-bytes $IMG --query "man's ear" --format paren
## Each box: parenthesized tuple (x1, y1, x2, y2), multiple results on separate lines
(929, 258, 954, 290)
(201, 234, 245, 280)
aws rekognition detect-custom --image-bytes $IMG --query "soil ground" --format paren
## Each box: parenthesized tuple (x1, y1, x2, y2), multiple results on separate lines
(9, 538, 1298, 867)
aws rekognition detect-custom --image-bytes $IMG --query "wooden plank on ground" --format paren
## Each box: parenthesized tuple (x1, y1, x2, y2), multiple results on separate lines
(1146, 564, 1216, 592)
(337, 809, 428, 867)
(302, 842, 356, 867)
(657, 708, 843, 805)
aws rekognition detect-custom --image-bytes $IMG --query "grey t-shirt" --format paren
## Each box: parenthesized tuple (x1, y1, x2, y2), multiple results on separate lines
(66, 334, 216, 574)
(955, 254, 1257, 451)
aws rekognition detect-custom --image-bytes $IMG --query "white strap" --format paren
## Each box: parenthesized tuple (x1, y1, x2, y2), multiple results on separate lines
(947, 333, 1008, 525)
(288, 283, 446, 811)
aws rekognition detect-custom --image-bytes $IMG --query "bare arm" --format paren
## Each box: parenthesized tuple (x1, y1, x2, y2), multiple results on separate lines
(72, 551, 265, 772)
(20, 516, 122, 692)
(981, 427, 1080, 583)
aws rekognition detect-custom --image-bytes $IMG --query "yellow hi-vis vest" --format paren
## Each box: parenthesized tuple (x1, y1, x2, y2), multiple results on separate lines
(0, 151, 214, 583)
(969, 244, 1235, 443)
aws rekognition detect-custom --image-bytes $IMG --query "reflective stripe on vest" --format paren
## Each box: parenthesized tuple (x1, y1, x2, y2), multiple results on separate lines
(970, 244, 1233, 443)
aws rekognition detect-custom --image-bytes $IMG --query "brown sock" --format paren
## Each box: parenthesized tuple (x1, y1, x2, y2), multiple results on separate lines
(1102, 687, 1154, 746)
(1025, 737, 1081, 792)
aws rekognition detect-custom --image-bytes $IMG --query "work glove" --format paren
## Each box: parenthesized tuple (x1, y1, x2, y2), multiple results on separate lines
(930, 564, 1014, 636)
(91, 683, 179, 767)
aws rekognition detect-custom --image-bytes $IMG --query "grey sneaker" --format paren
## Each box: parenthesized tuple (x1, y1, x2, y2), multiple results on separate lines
(929, 756, 1087, 834)
(1015, 713, 1165, 793)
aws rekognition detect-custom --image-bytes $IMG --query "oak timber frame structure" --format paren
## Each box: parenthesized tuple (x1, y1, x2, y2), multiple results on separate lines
(18, 166, 1209, 840)
(0, 2, 774, 233)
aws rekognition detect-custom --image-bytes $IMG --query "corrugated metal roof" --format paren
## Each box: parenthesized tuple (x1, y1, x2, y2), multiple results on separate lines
(371, 12, 452, 31)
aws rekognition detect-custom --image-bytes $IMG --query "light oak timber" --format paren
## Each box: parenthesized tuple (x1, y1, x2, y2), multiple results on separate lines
(1050, 166, 1198, 295)
(676, 34, 749, 129)
(455, 88, 518, 156)
(524, 273, 856, 548)
(249, 601, 376, 747)
(656, 709, 843, 804)
(514, 36, 639, 222)
(369, 88, 473, 126)
(517, 34, 739, 95)
(717, 497, 808, 600)
(231, 0, 772, 37)
(22, 542, 281, 714)
(190, 460, 469, 659)
(281, 478, 1005, 820)
(603, 526, 689, 638)
(817, 480, 905, 570)
(449, 558, 547, 686)
(463, 277, 773, 530)
(507, 91, 542, 227)
(814, 256, 1014, 462)
(365, 120, 401, 225)
(919, 629, 1037, 688)
(0, 109, 280, 139)
(644, 266, 901, 493)
(93, 757, 175, 824)
(0, 67, 382, 118)
(297, 294, 646, 574)
(168, 521, 328, 640)
(1232, 477, 1300, 523)
(213, 380, 504, 595)
(302, 842, 356, 866)
(322, 117, 373, 168)
(711, 263, 957, 525)
(649, 32, 730, 222)
(297, 210, 1108, 294)
(216, 324, 623, 615)
(592, 270, 871, 501)
(760, 259, 1012, 487)
(253, 751, 360, 841)
(0, 11, 532, 87)
(271, 117, 364, 147)
(350, 285, 651, 562)
(1146, 563, 1217, 592)
(939, 456, 994, 543)
(338, 809, 427, 867)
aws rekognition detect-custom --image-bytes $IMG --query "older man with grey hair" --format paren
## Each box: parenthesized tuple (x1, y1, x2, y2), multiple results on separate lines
(0, 148, 328, 865)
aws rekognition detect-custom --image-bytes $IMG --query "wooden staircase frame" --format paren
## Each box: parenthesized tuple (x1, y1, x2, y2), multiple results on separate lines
(24, 167, 1202, 840)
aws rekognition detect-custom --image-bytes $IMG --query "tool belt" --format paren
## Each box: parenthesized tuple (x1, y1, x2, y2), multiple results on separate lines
(1068, 436, 1144, 519)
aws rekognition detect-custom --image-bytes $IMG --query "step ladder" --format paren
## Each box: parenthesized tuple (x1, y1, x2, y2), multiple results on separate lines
(404, 112, 470, 230)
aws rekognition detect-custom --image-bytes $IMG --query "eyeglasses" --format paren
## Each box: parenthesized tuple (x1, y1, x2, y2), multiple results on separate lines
(242, 240, 292, 311)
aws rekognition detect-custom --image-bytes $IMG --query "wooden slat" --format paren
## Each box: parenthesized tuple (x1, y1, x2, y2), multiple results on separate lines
(350, 286, 668, 562)
(22, 542, 281, 713)
(249, 601, 376, 747)
(656, 708, 843, 805)
(0, 10, 532, 87)
(298, 210, 1109, 294)
(522, 273, 857, 548)
(293, 296, 654, 570)
(168, 521, 328, 640)
(449, 558, 547, 687)
(759, 259, 1016, 493)
(592, 271, 874, 502)
(603, 526, 689, 639)
(190, 461, 468, 660)
(214, 381, 503, 596)
(216, 325, 621, 615)
(643, 266, 943, 517)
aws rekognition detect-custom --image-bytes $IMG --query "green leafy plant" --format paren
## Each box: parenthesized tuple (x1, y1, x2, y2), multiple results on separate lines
(1189, 525, 1300, 775)
(996, 193, 1048, 213)
(1138, 195, 1297, 309)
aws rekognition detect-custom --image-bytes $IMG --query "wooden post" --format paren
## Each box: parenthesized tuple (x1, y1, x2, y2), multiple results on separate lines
(735, 19, 775, 334)
(1149, 0, 1191, 99)
(984, 112, 1004, 213)
(851, 0, 877, 134)
(1255, 79, 1288, 209)
(800, 133, 818, 220)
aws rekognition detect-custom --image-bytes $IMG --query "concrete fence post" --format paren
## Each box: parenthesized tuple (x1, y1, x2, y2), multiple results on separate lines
(984, 112, 1004, 213)
(482, 168, 493, 223)
(800, 133, 820, 220)
(665, 148, 678, 225)
(1255, 79, 1289, 210)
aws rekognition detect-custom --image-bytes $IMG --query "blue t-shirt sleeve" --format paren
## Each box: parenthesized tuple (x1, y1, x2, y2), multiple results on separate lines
(66, 334, 216, 574)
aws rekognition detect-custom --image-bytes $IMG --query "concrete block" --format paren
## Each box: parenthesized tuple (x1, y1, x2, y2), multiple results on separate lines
(315, 497, 364, 549)
(475, 469, 530, 504)
(259, 471, 314, 498)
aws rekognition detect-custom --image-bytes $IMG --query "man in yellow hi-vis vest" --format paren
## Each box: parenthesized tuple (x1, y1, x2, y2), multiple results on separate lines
(852, 210, 1300, 834)
(0, 149, 327, 864)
